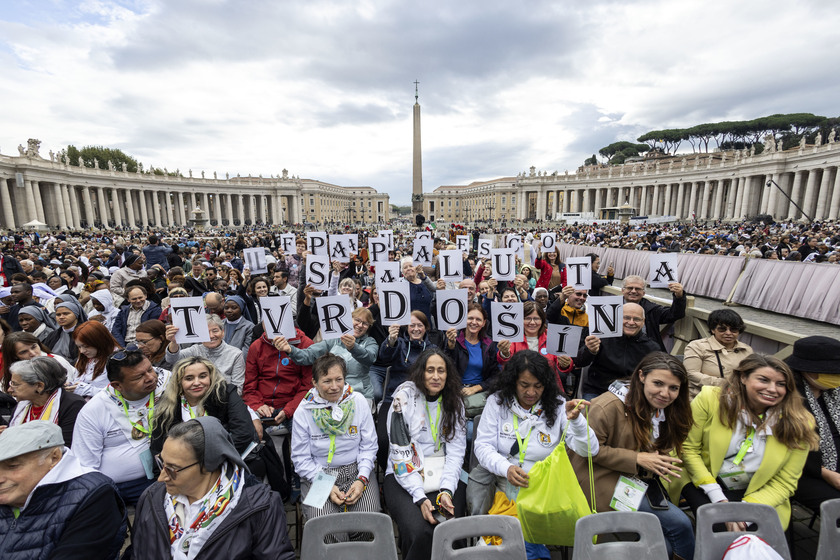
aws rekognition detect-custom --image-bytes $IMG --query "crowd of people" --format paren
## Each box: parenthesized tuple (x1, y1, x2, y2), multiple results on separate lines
(0, 218, 838, 560)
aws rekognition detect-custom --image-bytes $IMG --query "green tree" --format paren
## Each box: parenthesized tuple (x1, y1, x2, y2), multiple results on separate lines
(66, 145, 140, 172)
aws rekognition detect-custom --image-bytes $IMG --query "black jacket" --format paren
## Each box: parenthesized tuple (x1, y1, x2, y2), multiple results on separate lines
(126, 476, 294, 560)
(443, 332, 500, 391)
(638, 295, 687, 351)
(577, 331, 662, 396)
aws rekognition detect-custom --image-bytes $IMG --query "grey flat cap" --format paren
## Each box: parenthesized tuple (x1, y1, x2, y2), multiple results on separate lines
(0, 421, 64, 462)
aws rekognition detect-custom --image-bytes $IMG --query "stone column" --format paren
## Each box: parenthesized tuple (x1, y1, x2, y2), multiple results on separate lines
(535, 189, 547, 220)
(649, 185, 659, 216)
(725, 178, 740, 220)
(237, 195, 244, 225)
(67, 186, 81, 229)
(201, 193, 209, 218)
(96, 187, 110, 226)
(687, 181, 698, 219)
(815, 168, 833, 220)
(175, 192, 184, 225)
(110, 189, 123, 227)
(52, 183, 68, 229)
(593, 188, 602, 218)
(214, 194, 223, 225)
(81, 186, 95, 226)
(0, 179, 16, 229)
(698, 182, 710, 219)
(166, 192, 175, 226)
(763, 174, 777, 217)
(827, 167, 840, 221)
(189, 192, 197, 212)
(138, 191, 149, 227)
(256, 195, 264, 224)
(151, 191, 161, 227)
(224, 194, 233, 225)
(787, 170, 805, 219)
(711, 180, 725, 220)
(661, 184, 671, 216)
(801, 169, 820, 219)
(674, 182, 685, 218)
(581, 189, 590, 216)
(32, 182, 46, 222)
(124, 189, 136, 228)
(23, 180, 38, 223)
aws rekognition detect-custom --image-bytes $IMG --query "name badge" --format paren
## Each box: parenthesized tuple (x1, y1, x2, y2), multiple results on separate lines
(610, 475, 648, 512)
(303, 471, 338, 509)
(718, 470, 752, 491)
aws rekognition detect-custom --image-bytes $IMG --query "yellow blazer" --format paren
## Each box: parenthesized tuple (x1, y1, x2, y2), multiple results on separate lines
(669, 385, 810, 530)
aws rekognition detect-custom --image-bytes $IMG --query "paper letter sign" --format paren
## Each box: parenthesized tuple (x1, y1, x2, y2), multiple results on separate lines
(260, 296, 295, 340)
(649, 253, 679, 288)
(587, 296, 624, 339)
(456, 235, 470, 254)
(307, 232, 328, 256)
(490, 248, 516, 281)
(438, 250, 463, 282)
(329, 234, 355, 263)
(546, 324, 583, 357)
(540, 233, 556, 254)
(506, 234, 524, 261)
(378, 230, 394, 250)
(306, 255, 331, 291)
(415, 231, 432, 241)
(436, 289, 468, 331)
(491, 302, 524, 343)
(565, 257, 592, 291)
(368, 237, 390, 263)
(316, 295, 354, 340)
(243, 247, 268, 274)
(477, 238, 493, 259)
(171, 297, 210, 344)
(378, 282, 411, 326)
(374, 261, 400, 286)
(413, 238, 433, 267)
(279, 233, 296, 254)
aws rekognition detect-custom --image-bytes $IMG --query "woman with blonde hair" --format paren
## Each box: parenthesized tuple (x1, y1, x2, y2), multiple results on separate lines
(675, 354, 818, 531)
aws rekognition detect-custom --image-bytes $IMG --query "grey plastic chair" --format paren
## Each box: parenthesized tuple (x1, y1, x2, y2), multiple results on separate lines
(694, 502, 791, 560)
(815, 498, 840, 560)
(572, 511, 669, 560)
(300, 511, 398, 560)
(430, 515, 526, 560)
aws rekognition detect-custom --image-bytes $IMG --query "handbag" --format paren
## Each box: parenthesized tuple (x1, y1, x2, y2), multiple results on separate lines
(515, 407, 596, 546)
(722, 535, 784, 560)
(463, 390, 488, 418)
(423, 453, 447, 493)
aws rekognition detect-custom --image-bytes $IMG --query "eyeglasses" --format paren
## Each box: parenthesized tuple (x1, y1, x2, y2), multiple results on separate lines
(623, 287, 645, 292)
(624, 317, 644, 324)
(111, 344, 142, 361)
(134, 338, 157, 347)
(524, 317, 542, 324)
(714, 326, 741, 334)
(573, 293, 588, 298)
(154, 454, 200, 480)
(353, 319, 371, 328)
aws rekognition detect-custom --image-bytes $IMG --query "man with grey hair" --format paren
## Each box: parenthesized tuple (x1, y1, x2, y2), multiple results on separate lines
(621, 274, 686, 351)
(0, 421, 126, 558)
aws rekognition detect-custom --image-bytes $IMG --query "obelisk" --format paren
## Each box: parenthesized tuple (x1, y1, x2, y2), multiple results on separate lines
(412, 80, 424, 215)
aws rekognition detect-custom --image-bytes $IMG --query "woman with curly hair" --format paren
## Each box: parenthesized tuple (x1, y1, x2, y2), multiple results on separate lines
(384, 348, 466, 560)
(571, 352, 695, 560)
(470, 349, 596, 560)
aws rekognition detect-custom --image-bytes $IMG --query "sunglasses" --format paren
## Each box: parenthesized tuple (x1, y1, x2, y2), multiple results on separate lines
(155, 454, 199, 480)
(111, 344, 142, 361)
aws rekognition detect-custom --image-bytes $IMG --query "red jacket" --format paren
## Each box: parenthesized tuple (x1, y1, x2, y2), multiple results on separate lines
(534, 257, 566, 290)
(496, 331, 573, 392)
(243, 329, 313, 420)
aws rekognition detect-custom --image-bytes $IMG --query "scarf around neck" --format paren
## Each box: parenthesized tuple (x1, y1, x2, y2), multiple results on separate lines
(802, 383, 840, 471)
(302, 384, 355, 436)
(10, 388, 62, 426)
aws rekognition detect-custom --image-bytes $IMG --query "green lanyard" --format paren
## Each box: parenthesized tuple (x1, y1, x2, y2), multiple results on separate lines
(512, 412, 534, 467)
(181, 397, 199, 419)
(12, 507, 20, 519)
(425, 398, 442, 451)
(116, 390, 155, 438)
(326, 434, 337, 465)
(732, 416, 763, 466)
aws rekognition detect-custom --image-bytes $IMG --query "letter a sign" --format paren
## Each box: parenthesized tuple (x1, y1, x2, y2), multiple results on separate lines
(649, 253, 679, 288)
(171, 297, 210, 344)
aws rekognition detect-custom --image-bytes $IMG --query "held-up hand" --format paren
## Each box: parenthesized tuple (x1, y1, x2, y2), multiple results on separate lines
(606, 264, 615, 276)
(668, 282, 684, 298)
(584, 335, 600, 354)
(388, 324, 400, 345)
(274, 336, 291, 354)
(165, 324, 179, 342)
(565, 399, 590, 420)
(557, 355, 572, 369)
(332, 260, 343, 274)
(560, 285, 575, 301)
(497, 339, 511, 357)
(340, 333, 355, 350)
(436, 278, 446, 290)
(445, 328, 457, 349)
(302, 284, 316, 305)
(636, 452, 682, 483)
(487, 278, 498, 290)
(507, 465, 530, 488)
(415, 264, 425, 278)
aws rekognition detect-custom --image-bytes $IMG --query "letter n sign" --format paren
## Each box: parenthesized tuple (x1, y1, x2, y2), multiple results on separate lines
(586, 296, 623, 338)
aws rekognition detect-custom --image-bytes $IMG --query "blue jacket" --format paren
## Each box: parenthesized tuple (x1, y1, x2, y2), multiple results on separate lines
(112, 302, 162, 346)
(142, 243, 172, 271)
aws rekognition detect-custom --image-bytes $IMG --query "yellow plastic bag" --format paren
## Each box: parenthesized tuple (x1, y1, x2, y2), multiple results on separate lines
(484, 491, 518, 545)
(515, 415, 595, 546)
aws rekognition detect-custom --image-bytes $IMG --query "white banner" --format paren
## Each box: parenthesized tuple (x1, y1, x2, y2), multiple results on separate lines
(307, 232, 328, 256)
(491, 302, 524, 343)
(565, 257, 592, 291)
(243, 247, 268, 274)
(546, 324, 584, 357)
(587, 296, 624, 339)
(378, 281, 412, 326)
(490, 248, 516, 281)
(374, 261, 400, 286)
(438, 250, 463, 282)
(413, 238, 433, 267)
(171, 297, 210, 344)
(315, 295, 354, 340)
(306, 255, 331, 291)
(649, 253, 679, 288)
(259, 296, 296, 340)
(436, 289, 469, 331)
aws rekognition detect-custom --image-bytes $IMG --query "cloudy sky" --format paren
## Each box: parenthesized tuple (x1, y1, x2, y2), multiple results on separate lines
(2, 1, 838, 205)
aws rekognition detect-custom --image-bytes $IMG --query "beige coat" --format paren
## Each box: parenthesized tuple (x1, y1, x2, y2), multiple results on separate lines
(684, 335, 753, 399)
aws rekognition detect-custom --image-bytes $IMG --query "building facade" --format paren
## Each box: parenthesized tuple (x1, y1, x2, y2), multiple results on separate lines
(424, 140, 840, 223)
(0, 141, 390, 230)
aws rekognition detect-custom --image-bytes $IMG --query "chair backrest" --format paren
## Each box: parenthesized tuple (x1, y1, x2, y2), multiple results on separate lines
(816, 498, 840, 560)
(572, 511, 669, 560)
(300, 511, 398, 560)
(468, 413, 483, 472)
(694, 502, 791, 560)
(430, 515, 526, 560)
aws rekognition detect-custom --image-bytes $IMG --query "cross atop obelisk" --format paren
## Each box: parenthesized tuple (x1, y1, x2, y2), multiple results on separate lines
(412, 80, 424, 215)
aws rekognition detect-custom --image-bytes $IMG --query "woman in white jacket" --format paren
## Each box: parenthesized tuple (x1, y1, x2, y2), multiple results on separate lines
(291, 354, 379, 539)
(384, 348, 466, 560)
(470, 349, 598, 560)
